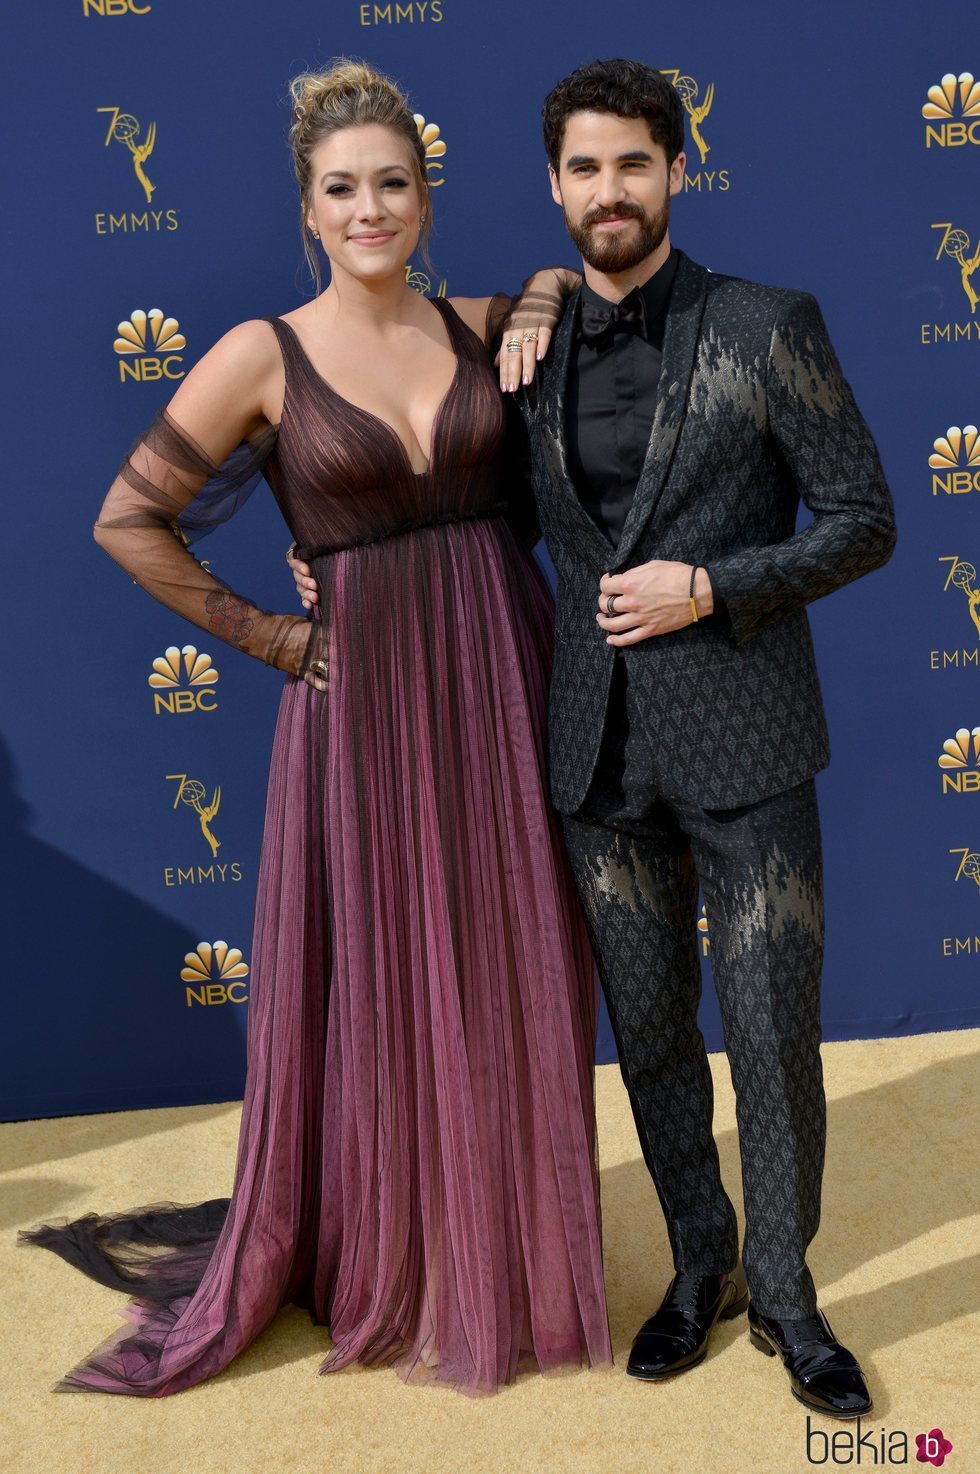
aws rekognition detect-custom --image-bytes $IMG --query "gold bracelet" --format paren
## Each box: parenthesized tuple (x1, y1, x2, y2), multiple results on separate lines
(689, 564, 701, 623)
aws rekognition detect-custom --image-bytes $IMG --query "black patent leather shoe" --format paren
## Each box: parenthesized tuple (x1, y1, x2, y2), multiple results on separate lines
(747, 1304, 873, 1418)
(626, 1262, 749, 1379)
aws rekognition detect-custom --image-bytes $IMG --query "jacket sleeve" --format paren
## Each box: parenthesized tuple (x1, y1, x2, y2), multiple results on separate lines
(704, 292, 897, 646)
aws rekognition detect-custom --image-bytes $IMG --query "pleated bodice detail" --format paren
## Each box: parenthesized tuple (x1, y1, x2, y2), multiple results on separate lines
(265, 299, 507, 557)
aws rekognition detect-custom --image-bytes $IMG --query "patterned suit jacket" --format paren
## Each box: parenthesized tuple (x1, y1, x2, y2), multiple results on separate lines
(518, 250, 897, 813)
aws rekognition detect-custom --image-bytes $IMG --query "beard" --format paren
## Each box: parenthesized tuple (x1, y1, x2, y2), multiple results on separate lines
(563, 190, 670, 273)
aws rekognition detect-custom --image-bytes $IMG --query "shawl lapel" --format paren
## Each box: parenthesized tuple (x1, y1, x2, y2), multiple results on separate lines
(534, 291, 615, 565)
(611, 250, 710, 568)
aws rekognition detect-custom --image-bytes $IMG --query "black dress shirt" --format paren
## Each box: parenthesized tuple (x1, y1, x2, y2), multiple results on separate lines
(564, 248, 725, 621)
(566, 249, 678, 547)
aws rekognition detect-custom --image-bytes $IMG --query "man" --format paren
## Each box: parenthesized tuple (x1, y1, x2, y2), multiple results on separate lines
(291, 60, 896, 1417)
(514, 58, 894, 1417)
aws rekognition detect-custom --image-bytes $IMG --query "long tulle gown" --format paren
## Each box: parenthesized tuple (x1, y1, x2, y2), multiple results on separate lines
(19, 297, 612, 1395)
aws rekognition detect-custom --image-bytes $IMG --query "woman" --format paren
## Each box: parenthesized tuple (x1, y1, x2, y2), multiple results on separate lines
(19, 60, 610, 1396)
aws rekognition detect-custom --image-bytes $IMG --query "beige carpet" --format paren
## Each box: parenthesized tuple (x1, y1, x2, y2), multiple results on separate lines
(3, 1030, 978, 1474)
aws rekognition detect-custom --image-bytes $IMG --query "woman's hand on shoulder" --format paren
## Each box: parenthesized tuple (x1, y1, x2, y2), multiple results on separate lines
(495, 268, 580, 393)
(448, 286, 560, 395)
(449, 293, 537, 392)
(163, 319, 284, 465)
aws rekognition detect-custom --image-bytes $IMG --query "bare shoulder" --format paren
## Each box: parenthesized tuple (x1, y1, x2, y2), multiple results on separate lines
(447, 295, 493, 342)
(202, 318, 282, 374)
(165, 318, 283, 448)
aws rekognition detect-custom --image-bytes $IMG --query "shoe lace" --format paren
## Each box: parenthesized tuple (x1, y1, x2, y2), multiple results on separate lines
(666, 1275, 704, 1313)
(782, 1317, 825, 1344)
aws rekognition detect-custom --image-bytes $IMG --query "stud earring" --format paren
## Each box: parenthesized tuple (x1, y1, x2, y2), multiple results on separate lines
(309, 225, 320, 240)
(420, 211, 427, 226)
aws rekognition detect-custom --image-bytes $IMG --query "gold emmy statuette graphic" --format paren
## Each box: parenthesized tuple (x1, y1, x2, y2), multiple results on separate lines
(932, 223, 980, 314)
(661, 71, 713, 164)
(404, 265, 447, 297)
(950, 847, 980, 889)
(99, 106, 156, 203)
(414, 115, 446, 186)
(940, 556, 980, 639)
(167, 773, 221, 857)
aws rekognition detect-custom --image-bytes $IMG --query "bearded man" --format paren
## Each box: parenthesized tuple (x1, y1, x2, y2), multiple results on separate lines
(513, 58, 895, 1418)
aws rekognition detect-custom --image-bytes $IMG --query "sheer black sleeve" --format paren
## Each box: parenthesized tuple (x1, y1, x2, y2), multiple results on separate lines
(93, 408, 328, 679)
(485, 267, 582, 354)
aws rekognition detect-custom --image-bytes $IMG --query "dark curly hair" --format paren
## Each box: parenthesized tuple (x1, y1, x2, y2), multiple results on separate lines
(542, 59, 685, 171)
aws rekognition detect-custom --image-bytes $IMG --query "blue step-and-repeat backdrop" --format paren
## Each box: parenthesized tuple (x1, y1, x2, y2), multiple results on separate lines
(2, 0, 977, 1120)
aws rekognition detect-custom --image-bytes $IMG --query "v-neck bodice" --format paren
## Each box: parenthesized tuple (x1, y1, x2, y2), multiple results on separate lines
(264, 298, 508, 557)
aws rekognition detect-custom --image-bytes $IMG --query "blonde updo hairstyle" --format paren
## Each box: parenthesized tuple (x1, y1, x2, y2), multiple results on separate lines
(289, 59, 432, 291)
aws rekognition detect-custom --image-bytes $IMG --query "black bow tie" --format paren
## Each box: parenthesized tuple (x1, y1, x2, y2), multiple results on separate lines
(579, 287, 648, 345)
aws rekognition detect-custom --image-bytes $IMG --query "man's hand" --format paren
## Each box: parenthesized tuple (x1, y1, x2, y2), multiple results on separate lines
(286, 545, 319, 609)
(597, 562, 713, 645)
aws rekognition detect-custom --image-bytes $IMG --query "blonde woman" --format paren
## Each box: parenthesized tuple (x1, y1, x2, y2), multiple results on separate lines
(20, 61, 610, 1395)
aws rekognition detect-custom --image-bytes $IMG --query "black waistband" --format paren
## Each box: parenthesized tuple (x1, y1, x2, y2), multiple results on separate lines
(295, 503, 508, 561)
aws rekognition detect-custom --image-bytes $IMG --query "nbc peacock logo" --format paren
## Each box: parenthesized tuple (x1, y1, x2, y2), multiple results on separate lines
(149, 645, 219, 715)
(414, 115, 446, 186)
(114, 308, 186, 384)
(660, 70, 729, 193)
(939, 726, 980, 793)
(181, 941, 249, 1007)
(930, 425, 980, 494)
(923, 71, 980, 146)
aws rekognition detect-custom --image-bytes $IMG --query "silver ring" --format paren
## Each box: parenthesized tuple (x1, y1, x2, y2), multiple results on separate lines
(605, 593, 619, 616)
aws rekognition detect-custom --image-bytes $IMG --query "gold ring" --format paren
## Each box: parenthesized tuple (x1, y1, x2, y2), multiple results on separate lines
(309, 659, 328, 680)
(286, 540, 297, 565)
(522, 331, 538, 342)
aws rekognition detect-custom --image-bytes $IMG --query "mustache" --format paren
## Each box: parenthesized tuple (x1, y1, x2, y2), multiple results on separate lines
(581, 203, 645, 227)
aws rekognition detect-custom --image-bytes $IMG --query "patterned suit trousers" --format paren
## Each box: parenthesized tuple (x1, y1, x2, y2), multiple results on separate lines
(561, 660, 826, 1318)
